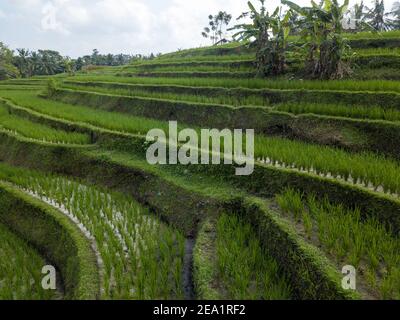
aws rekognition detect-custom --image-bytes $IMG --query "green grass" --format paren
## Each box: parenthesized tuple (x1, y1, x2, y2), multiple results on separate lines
(124, 64, 254, 73)
(0, 163, 185, 299)
(78, 66, 125, 76)
(215, 213, 292, 299)
(0, 223, 55, 300)
(118, 71, 254, 79)
(353, 68, 400, 80)
(0, 79, 47, 85)
(61, 83, 266, 107)
(68, 75, 400, 92)
(0, 102, 90, 144)
(255, 135, 400, 195)
(345, 30, 400, 40)
(356, 47, 400, 56)
(0, 85, 44, 91)
(276, 188, 400, 299)
(0, 90, 185, 136)
(138, 47, 395, 67)
(132, 54, 256, 64)
(3, 90, 399, 196)
(158, 42, 251, 60)
(288, 30, 400, 42)
(274, 102, 400, 122)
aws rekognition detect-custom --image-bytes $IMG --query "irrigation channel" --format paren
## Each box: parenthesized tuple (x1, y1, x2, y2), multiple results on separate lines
(26, 183, 197, 300)
(183, 238, 196, 300)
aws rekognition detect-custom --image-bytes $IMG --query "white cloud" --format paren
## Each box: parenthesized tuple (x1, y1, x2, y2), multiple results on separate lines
(41, 1, 70, 34)
(0, 0, 398, 57)
(64, 4, 90, 26)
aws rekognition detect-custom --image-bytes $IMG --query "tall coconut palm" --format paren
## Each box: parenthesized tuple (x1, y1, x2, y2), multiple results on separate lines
(349, 1, 368, 31)
(202, 11, 232, 45)
(14, 49, 32, 78)
(390, 1, 400, 29)
(365, 0, 392, 31)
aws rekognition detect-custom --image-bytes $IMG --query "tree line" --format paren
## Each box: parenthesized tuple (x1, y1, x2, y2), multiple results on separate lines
(0, 45, 159, 80)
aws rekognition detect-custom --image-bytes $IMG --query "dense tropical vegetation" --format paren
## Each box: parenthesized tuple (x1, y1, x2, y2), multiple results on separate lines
(1, 47, 159, 80)
(230, 1, 292, 76)
(0, 43, 19, 80)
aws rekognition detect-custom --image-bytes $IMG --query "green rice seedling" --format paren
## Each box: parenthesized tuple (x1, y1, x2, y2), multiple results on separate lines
(287, 30, 400, 42)
(0, 90, 184, 136)
(353, 67, 400, 81)
(0, 85, 44, 91)
(355, 47, 400, 56)
(275, 188, 304, 221)
(0, 79, 47, 85)
(302, 211, 313, 239)
(0, 163, 185, 300)
(276, 189, 400, 299)
(0, 223, 55, 300)
(132, 54, 256, 64)
(0, 103, 90, 144)
(125, 64, 255, 73)
(118, 71, 255, 79)
(380, 268, 400, 300)
(2, 91, 400, 197)
(255, 135, 400, 196)
(274, 102, 400, 121)
(68, 75, 400, 93)
(60, 83, 267, 107)
(215, 213, 292, 300)
(344, 30, 400, 40)
(156, 41, 252, 60)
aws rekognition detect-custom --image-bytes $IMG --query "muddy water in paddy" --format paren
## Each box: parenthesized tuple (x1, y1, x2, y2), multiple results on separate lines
(183, 238, 195, 300)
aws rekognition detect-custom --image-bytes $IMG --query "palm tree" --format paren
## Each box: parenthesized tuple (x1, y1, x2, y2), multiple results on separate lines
(390, 1, 400, 29)
(348, 1, 368, 31)
(202, 11, 232, 45)
(354, 1, 366, 23)
(14, 49, 32, 78)
(62, 57, 74, 75)
(29, 51, 40, 76)
(365, 0, 392, 31)
(91, 49, 100, 65)
(106, 54, 114, 66)
(37, 50, 63, 75)
(75, 57, 84, 71)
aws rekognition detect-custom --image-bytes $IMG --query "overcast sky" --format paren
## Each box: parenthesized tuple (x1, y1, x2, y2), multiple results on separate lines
(0, 0, 398, 58)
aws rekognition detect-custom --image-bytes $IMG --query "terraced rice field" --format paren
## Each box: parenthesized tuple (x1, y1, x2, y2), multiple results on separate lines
(0, 222, 56, 300)
(0, 31, 399, 300)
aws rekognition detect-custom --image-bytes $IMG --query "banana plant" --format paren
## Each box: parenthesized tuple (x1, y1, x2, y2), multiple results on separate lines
(229, 0, 292, 76)
(282, 0, 353, 79)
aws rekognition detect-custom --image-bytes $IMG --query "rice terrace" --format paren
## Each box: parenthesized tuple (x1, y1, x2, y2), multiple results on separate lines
(0, 0, 400, 305)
